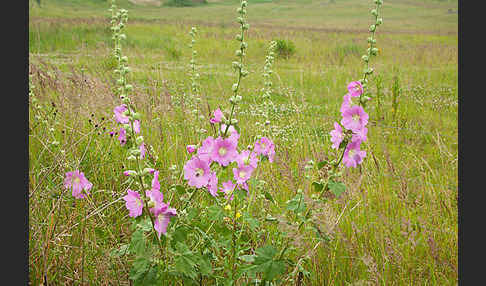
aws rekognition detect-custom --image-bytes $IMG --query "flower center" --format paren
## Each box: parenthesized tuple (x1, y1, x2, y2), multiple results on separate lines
(239, 171, 247, 179)
(261, 143, 266, 149)
(73, 177, 81, 184)
(352, 114, 360, 122)
(354, 85, 361, 92)
(195, 168, 204, 177)
(218, 147, 227, 156)
(348, 149, 356, 158)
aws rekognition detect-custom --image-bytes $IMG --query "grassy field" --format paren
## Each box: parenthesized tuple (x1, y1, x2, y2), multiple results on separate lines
(29, 0, 458, 284)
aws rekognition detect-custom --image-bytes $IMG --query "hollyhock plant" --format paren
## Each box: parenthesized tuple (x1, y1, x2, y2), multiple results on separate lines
(330, 122, 344, 150)
(186, 144, 197, 154)
(153, 205, 177, 238)
(220, 180, 236, 201)
(207, 171, 219, 197)
(133, 120, 141, 134)
(211, 137, 238, 166)
(139, 143, 146, 159)
(342, 138, 367, 168)
(233, 164, 254, 185)
(184, 156, 212, 188)
(236, 150, 259, 169)
(197, 136, 215, 162)
(341, 105, 369, 133)
(340, 93, 353, 113)
(210, 108, 224, 124)
(118, 127, 127, 146)
(123, 189, 143, 218)
(114, 104, 130, 124)
(64, 170, 93, 199)
(254, 137, 275, 162)
(347, 81, 363, 97)
(353, 126, 368, 142)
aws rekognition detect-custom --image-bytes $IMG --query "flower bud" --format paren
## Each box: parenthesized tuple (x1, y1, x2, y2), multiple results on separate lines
(231, 118, 238, 125)
(371, 9, 378, 16)
(232, 83, 238, 92)
(369, 24, 376, 32)
(136, 136, 144, 145)
(376, 18, 383, 25)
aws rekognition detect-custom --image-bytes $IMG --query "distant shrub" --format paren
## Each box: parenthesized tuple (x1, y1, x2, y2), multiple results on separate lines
(164, 0, 207, 7)
(274, 39, 296, 59)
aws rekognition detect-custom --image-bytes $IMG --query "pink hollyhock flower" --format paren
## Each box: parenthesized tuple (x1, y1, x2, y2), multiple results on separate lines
(133, 120, 141, 134)
(153, 204, 177, 238)
(236, 150, 259, 169)
(207, 171, 219, 197)
(233, 165, 254, 184)
(342, 138, 366, 168)
(353, 126, 368, 142)
(139, 143, 146, 159)
(123, 170, 136, 176)
(340, 93, 354, 113)
(254, 137, 275, 163)
(210, 108, 223, 124)
(220, 180, 236, 201)
(221, 124, 236, 135)
(197, 136, 215, 163)
(114, 104, 129, 124)
(118, 127, 127, 146)
(123, 189, 143, 218)
(64, 170, 93, 199)
(184, 156, 212, 188)
(211, 137, 238, 166)
(330, 122, 344, 149)
(340, 105, 369, 133)
(228, 129, 240, 145)
(186, 144, 197, 154)
(347, 81, 363, 97)
(145, 171, 165, 215)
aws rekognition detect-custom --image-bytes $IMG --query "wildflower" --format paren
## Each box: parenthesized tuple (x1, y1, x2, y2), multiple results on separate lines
(254, 137, 275, 162)
(211, 136, 238, 166)
(330, 122, 344, 149)
(133, 120, 140, 134)
(64, 170, 93, 199)
(207, 171, 219, 197)
(342, 138, 366, 168)
(236, 150, 258, 168)
(123, 170, 136, 176)
(153, 204, 177, 237)
(221, 180, 236, 201)
(353, 126, 368, 142)
(118, 127, 127, 146)
(347, 81, 363, 97)
(183, 156, 212, 188)
(114, 104, 129, 124)
(236, 212, 241, 219)
(210, 108, 223, 124)
(233, 165, 254, 184)
(340, 105, 369, 133)
(224, 204, 232, 211)
(340, 93, 353, 113)
(186, 144, 197, 154)
(197, 136, 215, 163)
(139, 143, 146, 159)
(123, 189, 143, 218)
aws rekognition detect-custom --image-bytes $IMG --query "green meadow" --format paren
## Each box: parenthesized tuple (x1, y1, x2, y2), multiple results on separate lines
(29, 0, 458, 284)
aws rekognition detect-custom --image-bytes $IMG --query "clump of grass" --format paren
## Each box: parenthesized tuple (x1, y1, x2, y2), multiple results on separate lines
(164, 0, 207, 7)
(274, 38, 295, 60)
